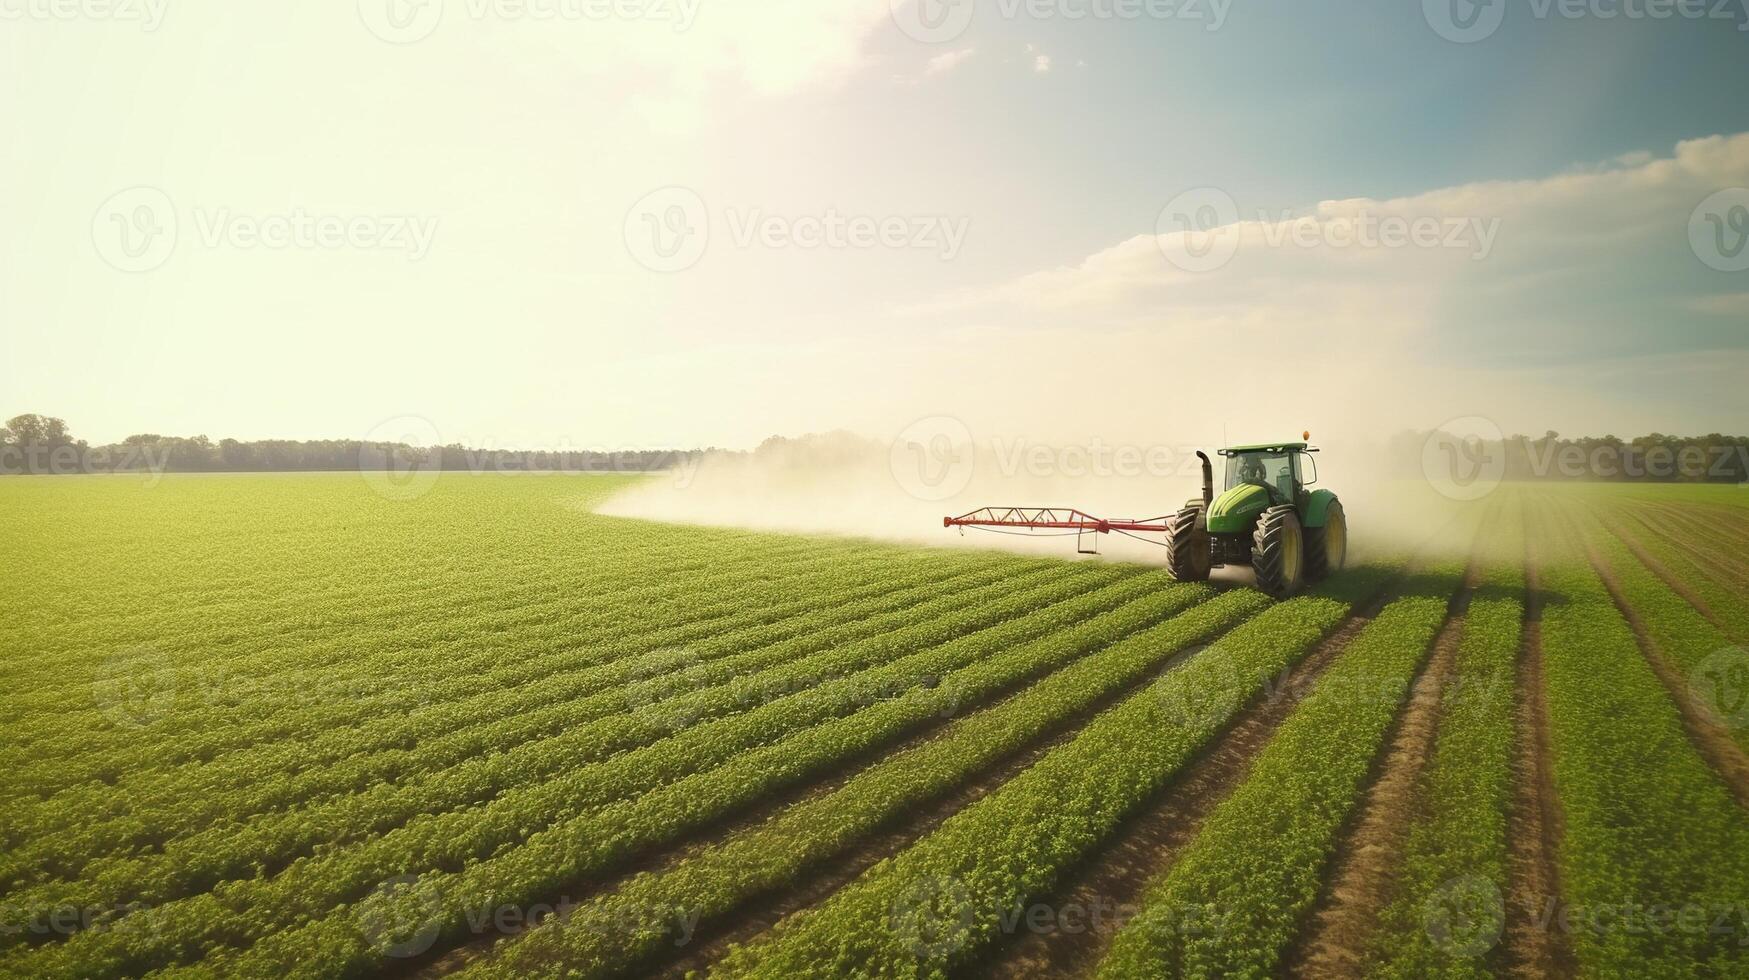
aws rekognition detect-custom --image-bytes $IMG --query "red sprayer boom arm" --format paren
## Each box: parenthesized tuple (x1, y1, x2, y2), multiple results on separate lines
(942, 507, 1173, 534)
(941, 452, 1212, 555)
(942, 507, 1176, 555)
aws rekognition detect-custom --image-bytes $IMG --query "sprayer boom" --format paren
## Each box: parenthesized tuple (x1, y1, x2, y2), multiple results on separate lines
(942, 507, 1175, 555)
(939, 451, 1214, 557)
(942, 507, 1173, 534)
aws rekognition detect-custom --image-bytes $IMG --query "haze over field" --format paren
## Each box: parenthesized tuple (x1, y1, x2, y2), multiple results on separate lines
(599, 432, 1474, 564)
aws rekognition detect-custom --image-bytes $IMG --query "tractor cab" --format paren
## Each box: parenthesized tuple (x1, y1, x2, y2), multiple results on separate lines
(1219, 442, 1318, 508)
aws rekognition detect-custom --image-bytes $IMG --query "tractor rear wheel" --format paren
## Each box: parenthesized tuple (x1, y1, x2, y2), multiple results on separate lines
(1252, 504, 1304, 598)
(1306, 499, 1347, 580)
(1164, 504, 1212, 582)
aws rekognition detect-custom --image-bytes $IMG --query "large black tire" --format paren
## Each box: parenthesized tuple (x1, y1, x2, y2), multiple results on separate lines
(1252, 504, 1305, 598)
(1306, 499, 1347, 580)
(1164, 504, 1212, 582)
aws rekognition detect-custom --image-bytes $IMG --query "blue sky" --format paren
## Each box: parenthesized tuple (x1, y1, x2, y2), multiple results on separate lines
(2, 1, 1746, 447)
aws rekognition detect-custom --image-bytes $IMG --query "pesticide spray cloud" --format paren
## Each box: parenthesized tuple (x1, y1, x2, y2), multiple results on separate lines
(600, 428, 1482, 571)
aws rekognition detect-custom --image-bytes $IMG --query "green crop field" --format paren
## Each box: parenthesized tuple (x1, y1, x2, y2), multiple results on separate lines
(3, 474, 1748, 979)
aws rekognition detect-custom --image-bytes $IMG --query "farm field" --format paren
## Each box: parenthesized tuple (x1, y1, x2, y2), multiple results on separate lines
(2, 473, 1748, 979)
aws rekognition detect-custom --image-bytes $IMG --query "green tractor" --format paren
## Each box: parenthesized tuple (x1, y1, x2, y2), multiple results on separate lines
(1165, 440, 1347, 598)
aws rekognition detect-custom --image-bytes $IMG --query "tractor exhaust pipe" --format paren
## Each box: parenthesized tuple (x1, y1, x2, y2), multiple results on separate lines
(1197, 451, 1213, 506)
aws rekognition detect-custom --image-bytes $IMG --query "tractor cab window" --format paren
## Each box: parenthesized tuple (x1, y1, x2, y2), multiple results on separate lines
(1224, 451, 1300, 495)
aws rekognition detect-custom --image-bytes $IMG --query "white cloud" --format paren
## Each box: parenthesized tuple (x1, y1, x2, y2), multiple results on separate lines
(885, 132, 1749, 437)
(927, 132, 1749, 323)
(925, 47, 978, 76)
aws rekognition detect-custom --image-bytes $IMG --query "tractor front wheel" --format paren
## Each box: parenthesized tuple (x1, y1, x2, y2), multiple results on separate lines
(1252, 504, 1304, 598)
(1164, 504, 1212, 582)
(1306, 500, 1347, 580)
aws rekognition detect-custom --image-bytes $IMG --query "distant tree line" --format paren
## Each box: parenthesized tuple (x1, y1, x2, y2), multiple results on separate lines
(0, 414, 710, 476)
(1392, 429, 1749, 483)
(7, 413, 1747, 483)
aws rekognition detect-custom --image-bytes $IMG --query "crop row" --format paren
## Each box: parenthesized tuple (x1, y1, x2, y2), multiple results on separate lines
(12, 570, 1178, 977)
(1529, 499, 1749, 974)
(707, 566, 1397, 978)
(1576, 504, 1749, 757)
(3, 534, 947, 769)
(1600, 503, 1749, 644)
(458, 588, 1275, 979)
(1096, 569, 1458, 977)
(0, 473, 588, 641)
(183, 575, 1218, 980)
(2, 545, 1017, 807)
(4, 519, 837, 714)
(0, 474, 877, 672)
(1, 557, 1039, 889)
(2, 534, 835, 776)
(0, 561, 1124, 948)
(1629, 502, 1749, 591)
(1364, 502, 1524, 978)
(1641, 497, 1749, 554)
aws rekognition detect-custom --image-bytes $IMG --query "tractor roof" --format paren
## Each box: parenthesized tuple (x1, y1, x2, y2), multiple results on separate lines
(1221, 441, 1313, 454)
